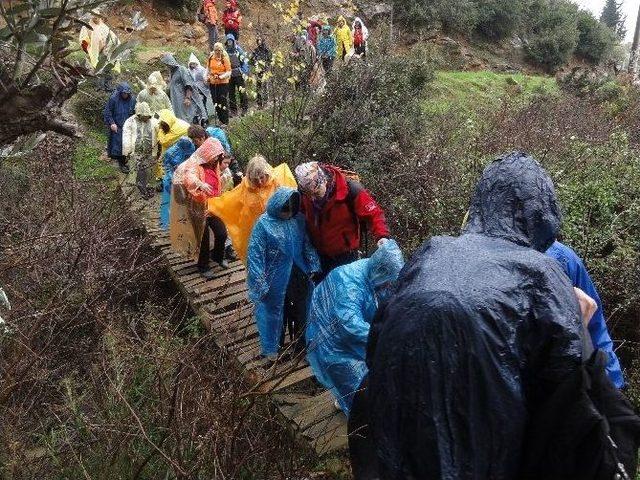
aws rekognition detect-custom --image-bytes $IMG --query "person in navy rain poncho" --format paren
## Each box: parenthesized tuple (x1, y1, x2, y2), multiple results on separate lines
(159, 137, 195, 230)
(305, 239, 404, 415)
(546, 240, 625, 388)
(247, 187, 321, 359)
(104, 82, 136, 173)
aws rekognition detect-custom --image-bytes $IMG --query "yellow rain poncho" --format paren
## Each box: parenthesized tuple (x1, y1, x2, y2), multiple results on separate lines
(78, 17, 121, 73)
(208, 163, 296, 263)
(334, 16, 353, 60)
(156, 109, 190, 179)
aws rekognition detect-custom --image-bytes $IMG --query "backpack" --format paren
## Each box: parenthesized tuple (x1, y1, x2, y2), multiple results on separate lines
(342, 170, 370, 255)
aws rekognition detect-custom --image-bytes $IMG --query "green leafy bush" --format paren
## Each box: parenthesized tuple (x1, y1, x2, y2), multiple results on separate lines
(575, 10, 617, 64)
(523, 0, 580, 70)
(474, 0, 523, 40)
(390, 0, 479, 33)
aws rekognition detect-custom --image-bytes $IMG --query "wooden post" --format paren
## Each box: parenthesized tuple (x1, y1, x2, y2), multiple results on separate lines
(628, 2, 640, 75)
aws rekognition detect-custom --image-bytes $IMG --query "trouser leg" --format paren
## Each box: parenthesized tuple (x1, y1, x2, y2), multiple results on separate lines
(208, 215, 227, 263)
(283, 265, 310, 353)
(237, 76, 248, 114)
(197, 224, 210, 270)
(348, 376, 381, 480)
(228, 78, 238, 115)
(207, 24, 218, 50)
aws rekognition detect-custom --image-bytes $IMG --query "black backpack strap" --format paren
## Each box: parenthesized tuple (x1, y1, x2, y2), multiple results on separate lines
(346, 179, 369, 253)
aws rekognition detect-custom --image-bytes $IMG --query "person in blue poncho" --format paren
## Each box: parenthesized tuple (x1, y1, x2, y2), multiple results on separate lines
(247, 187, 321, 360)
(104, 82, 136, 173)
(306, 239, 404, 415)
(159, 137, 195, 230)
(546, 240, 625, 388)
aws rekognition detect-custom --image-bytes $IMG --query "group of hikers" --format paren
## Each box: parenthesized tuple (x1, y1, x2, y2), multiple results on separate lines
(95, 4, 640, 480)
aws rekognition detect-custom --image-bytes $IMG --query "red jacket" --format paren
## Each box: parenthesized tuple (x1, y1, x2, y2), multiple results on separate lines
(300, 164, 390, 258)
(222, 7, 241, 31)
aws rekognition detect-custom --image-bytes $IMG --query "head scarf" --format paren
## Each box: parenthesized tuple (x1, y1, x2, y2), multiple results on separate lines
(295, 162, 328, 194)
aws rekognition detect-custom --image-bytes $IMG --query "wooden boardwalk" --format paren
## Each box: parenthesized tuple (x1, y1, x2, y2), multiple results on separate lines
(126, 191, 348, 455)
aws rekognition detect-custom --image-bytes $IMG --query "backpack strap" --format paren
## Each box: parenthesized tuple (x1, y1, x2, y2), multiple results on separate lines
(346, 179, 369, 253)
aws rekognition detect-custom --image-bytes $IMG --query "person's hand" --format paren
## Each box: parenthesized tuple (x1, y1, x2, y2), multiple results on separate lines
(110, 123, 118, 133)
(574, 287, 597, 327)
(201, 183, 214, 196)
(377, 237, 388, 248)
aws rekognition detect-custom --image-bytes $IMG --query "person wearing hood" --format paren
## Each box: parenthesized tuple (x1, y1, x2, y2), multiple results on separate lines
(136, 71, 172, 116)
(307, 19, 323, 46)
(295, 162, 390, 276)
(317, 25, 337, 73)
(546, 241, 625, 389)
(208, 42, 232, 125)
(188, 53, 215, 119)
(161, 53, 207, 125)
(306, 239, 404, 415)
(156, 108, 191, 190)
(188, 124, 241, 185)
(247, 187, 321, 360)
(250, 36, 273, 108)
(352, 17, 369, 58)
(334, 16, 352, 62)
(159, 137, 195, 230)
(171, 138, 231, 278)
(104, 82, 136, 173)
(222, 0, 242, 40)
(291, 33, 317, 89)
(361, 152, 588, 479)
(209, 155, 296, 263)
(122, 102, 159, 198)
(200, 0, 219, 50)
(225, 34, 249, 117)
(79, 14, 120, 89)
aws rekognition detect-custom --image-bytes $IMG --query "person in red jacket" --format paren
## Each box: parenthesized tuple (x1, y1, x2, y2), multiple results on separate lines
(295, 162, 390, 276)
(222, 0, 242, 40)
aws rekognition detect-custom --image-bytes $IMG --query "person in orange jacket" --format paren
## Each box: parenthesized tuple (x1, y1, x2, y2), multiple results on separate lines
(222, 0, 242, 40)
(202, 0, 219, 50)
(208, 42, 232, 124)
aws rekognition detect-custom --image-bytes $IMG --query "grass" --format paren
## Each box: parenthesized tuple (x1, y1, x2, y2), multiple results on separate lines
(423, 70, 559, 116)
(72, 130, 117, 180)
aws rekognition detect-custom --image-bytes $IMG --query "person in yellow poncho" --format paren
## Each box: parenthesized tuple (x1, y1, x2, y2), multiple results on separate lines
(334, 15, 353, 62)
(208, 155, 296, 263)
(79, 14, 121, 85)
(155, 109, 190, 189)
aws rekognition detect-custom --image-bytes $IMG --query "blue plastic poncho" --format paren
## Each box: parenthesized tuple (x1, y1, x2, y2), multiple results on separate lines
(104, 82, 136, 157)
(546, 240, 625, 388)
(205, 126, 232, 154)
(159, 137, 195, 230)
(247, 187, 321, 356)
(306, 240, 404, 415)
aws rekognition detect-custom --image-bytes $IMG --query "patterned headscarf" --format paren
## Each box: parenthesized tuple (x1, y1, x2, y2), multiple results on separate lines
(294, 161, 328, 194)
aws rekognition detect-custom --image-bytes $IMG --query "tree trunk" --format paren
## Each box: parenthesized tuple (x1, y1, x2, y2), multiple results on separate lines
(628, 3, 640, 75)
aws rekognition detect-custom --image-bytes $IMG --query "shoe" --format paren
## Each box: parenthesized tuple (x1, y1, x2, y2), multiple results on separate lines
(155, 180, 163, 192)
(145, 188, 156, 199)
(199, 268, 216, 280)
(225, 245, 238, 262)
(119, 164, 130, 174)
(333, 399, 341, 411)
(216, 259, 230, 270)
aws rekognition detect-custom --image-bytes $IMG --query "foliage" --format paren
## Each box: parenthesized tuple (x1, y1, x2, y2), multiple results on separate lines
(0, 0, 139, 146)
(576, 10, 617, 64)
(0, 135, 331, 478)
(600, 0, 626, 41)
(390, 0, 479, 33)
(474, 0, 523, 40)
(522, 0, 580, 71)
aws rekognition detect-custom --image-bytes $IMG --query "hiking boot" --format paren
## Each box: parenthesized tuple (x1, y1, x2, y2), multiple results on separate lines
(119, 163, 130, 174)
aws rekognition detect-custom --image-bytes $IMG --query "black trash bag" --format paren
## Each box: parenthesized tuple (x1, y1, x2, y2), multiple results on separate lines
(365, 152, 584, 480)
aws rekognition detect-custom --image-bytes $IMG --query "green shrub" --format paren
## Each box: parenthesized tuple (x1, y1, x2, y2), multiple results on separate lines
(575, 10, 617, 64)
(390, 0, 479, 33)
(474, 0, 523, 40)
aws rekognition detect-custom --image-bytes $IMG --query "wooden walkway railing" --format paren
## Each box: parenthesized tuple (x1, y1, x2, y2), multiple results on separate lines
(126, 192, 348, 455)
